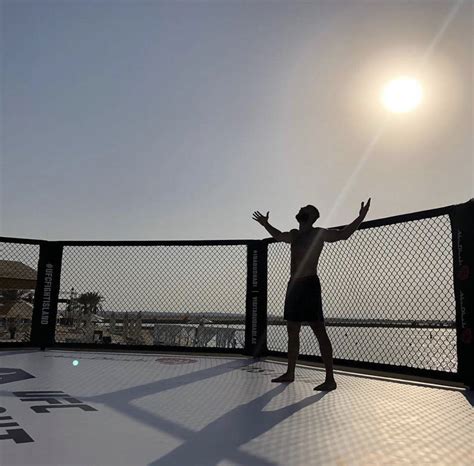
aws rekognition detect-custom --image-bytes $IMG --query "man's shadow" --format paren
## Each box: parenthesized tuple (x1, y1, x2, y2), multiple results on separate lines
(147, 381, 328, 466)
(68, 356, 329, 466)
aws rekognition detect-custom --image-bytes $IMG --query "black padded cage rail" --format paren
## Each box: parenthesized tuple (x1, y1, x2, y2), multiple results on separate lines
(0, 199, 472, 389)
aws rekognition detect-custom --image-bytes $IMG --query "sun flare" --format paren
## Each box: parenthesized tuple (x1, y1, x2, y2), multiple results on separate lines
(381, 77, 423, 113)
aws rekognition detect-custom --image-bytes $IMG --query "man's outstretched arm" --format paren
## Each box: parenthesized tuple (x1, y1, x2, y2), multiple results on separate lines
(252, 210, 295, 242)
(323, 198, 371, 242)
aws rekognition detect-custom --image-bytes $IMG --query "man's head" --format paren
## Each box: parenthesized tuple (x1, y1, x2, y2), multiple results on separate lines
(296, 205, 320, 225)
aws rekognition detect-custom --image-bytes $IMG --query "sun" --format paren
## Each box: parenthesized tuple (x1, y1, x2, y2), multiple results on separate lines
(381, 77, 423, 113)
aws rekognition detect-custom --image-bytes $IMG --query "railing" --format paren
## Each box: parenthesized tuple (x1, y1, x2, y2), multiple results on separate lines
(0, 199, 473, 389)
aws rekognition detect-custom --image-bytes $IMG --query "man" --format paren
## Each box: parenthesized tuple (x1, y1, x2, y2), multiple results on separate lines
(252, 198, 371, 391)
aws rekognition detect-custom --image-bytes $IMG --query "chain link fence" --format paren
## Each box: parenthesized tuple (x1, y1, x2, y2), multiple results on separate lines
(54, 244, 248, 350)
(267, 213, 457, 373)
(0, 240, 41, 343)
(2, 202, 471, 385)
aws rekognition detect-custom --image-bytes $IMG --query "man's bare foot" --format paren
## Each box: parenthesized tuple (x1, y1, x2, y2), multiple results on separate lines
(271, 373, 294, 383)
(313, 380, 337, 391)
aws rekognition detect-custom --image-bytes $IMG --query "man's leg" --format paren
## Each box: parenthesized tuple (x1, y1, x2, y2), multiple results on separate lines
(271, 321, 301, 382)
(309, 321, 337, 391)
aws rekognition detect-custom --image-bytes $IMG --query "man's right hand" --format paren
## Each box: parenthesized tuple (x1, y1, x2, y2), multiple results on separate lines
(252, 210, 269, 226)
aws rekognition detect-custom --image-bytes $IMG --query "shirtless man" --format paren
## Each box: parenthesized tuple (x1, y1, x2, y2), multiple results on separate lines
(252, 198, 371, 391)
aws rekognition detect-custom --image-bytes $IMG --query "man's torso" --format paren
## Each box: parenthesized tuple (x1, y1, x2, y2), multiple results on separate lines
(290, 227, 325, 279)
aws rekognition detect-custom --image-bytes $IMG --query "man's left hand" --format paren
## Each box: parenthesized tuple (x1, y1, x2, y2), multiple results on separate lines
(359, 198, 371, 217)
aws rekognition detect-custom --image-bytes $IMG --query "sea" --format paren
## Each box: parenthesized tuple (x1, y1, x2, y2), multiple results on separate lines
(94, 321, 457, 373)
(208, 324, 457, 373)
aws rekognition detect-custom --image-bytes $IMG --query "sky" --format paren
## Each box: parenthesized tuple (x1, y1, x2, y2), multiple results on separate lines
(1, 0, 470, 322)
(1, 0, 472, 242)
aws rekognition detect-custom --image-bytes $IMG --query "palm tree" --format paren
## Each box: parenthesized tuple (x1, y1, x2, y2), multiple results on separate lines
(76, 292, 105, 338)
(76, 292, 105, 326)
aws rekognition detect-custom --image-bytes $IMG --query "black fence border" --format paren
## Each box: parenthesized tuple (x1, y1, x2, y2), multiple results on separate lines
(35, 239, 253, 247)
(0, 237, 46, 245)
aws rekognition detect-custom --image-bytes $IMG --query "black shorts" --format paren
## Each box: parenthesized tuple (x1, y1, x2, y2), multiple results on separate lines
(284, 274, 325, 323)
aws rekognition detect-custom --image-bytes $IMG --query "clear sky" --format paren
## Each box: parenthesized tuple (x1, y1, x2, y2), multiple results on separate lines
(1, 0, 472, 241)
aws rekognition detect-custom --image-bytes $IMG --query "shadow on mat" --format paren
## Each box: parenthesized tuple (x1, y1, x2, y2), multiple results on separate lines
(74, 357, 328, 466)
